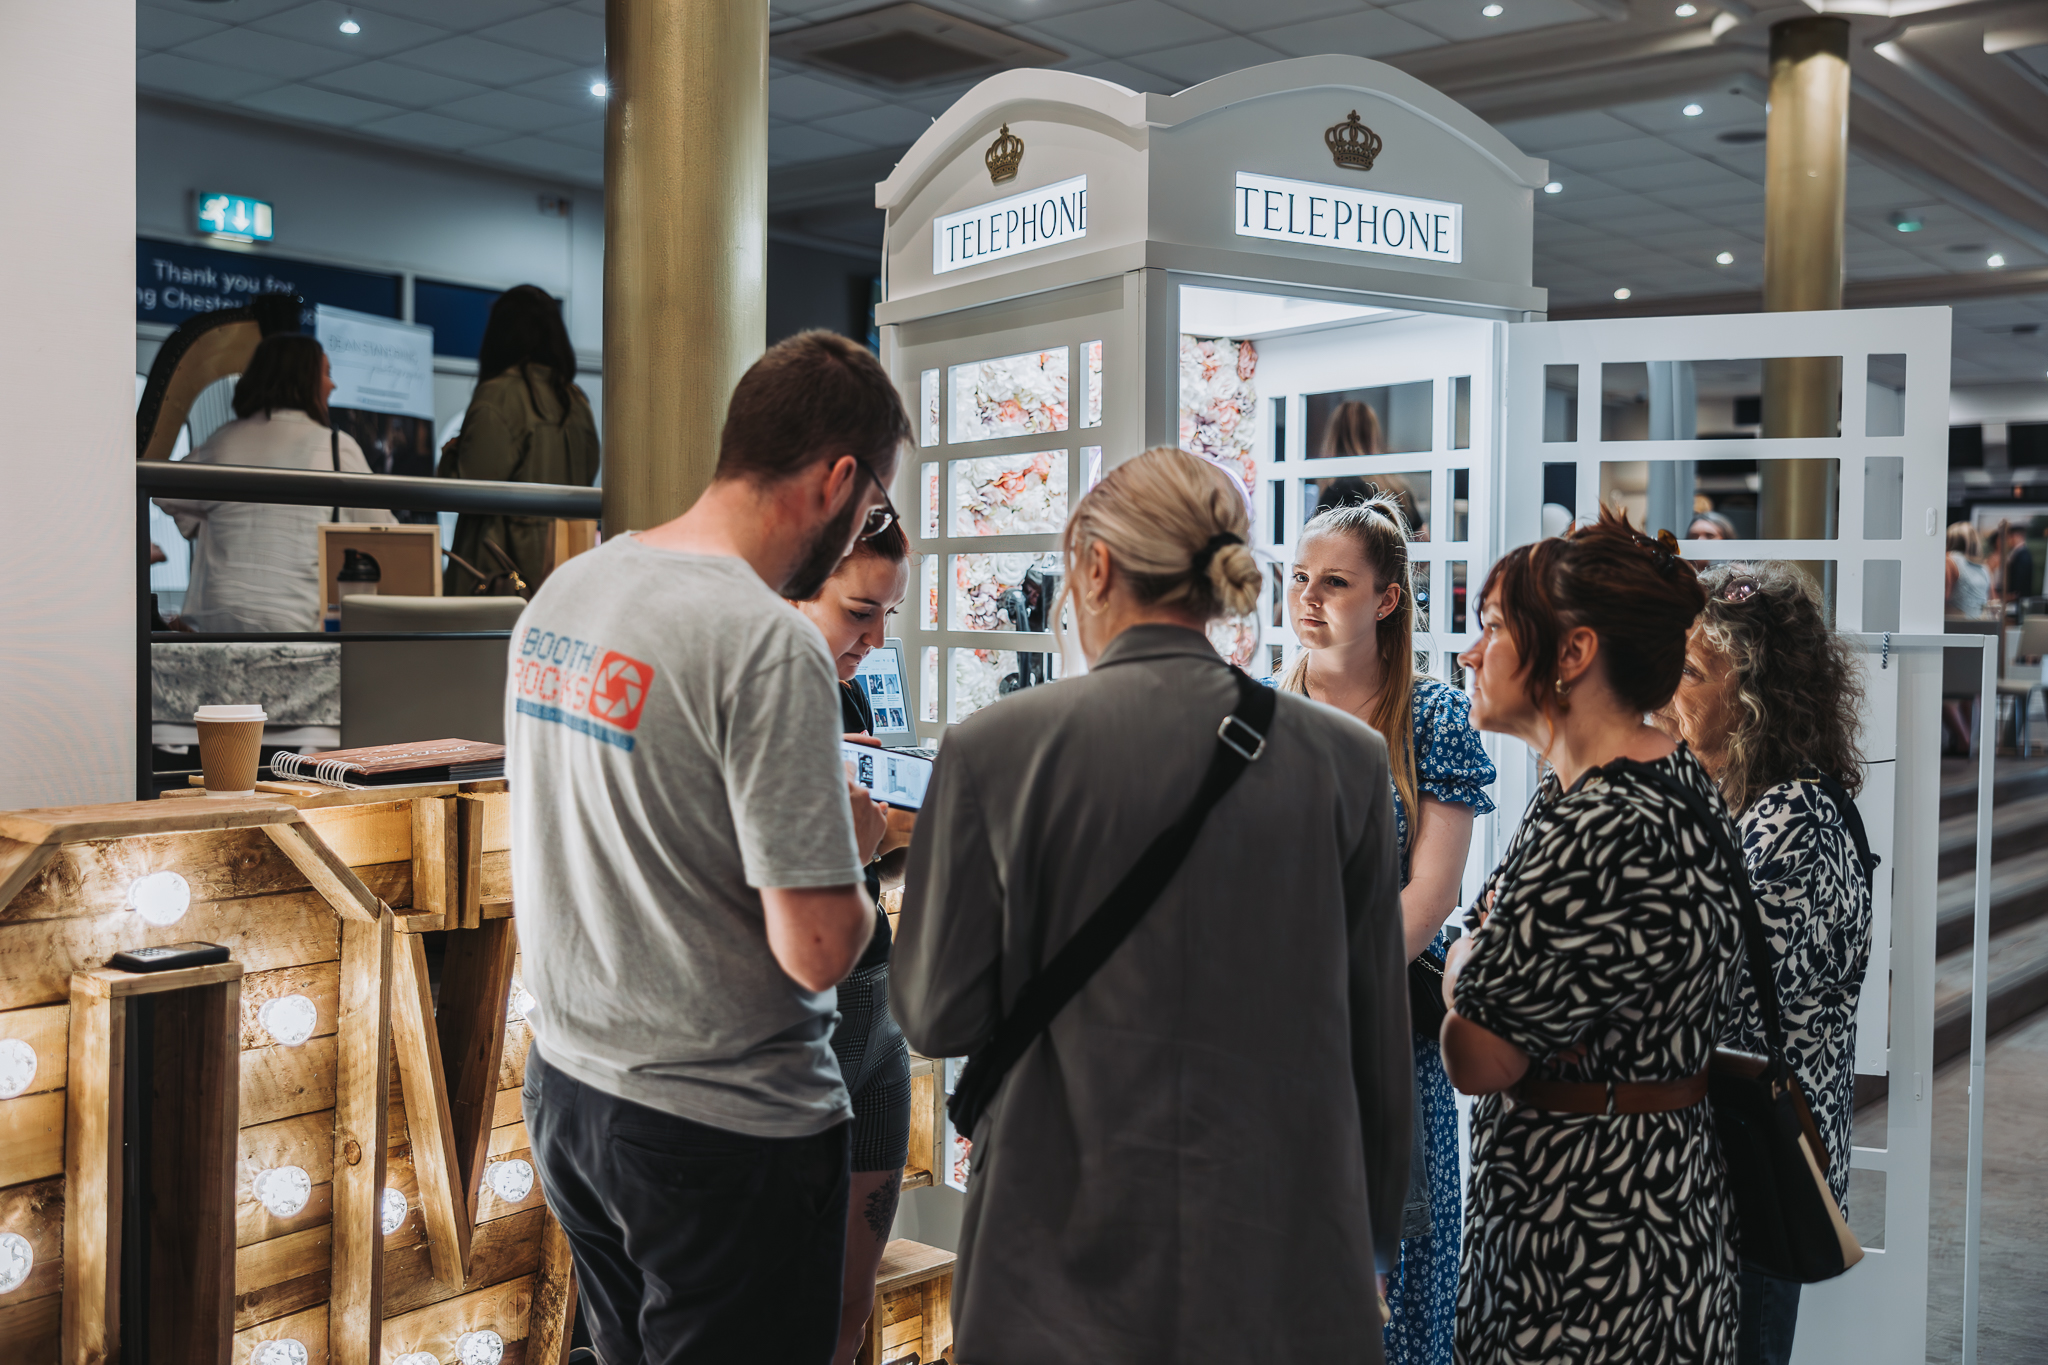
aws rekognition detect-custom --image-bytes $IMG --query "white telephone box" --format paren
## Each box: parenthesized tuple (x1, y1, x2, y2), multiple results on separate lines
(876, 56, 1955, 1361)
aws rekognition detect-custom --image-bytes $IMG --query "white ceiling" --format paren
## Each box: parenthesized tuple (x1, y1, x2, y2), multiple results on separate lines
(137, 0, 2048, 386)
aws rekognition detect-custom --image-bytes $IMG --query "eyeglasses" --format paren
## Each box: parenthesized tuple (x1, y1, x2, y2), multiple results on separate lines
(1715, 577, 1760, 603)
(852, 456, 898, 541)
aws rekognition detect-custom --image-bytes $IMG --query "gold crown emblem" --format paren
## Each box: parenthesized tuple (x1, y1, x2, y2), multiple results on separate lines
(985, 123, 1024, 184)
(1325, 110, 1383, 171)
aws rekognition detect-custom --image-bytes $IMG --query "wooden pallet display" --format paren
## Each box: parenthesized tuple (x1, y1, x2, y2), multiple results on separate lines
(0, 785, 574, 1365)
(856, 1240, 956, 1365)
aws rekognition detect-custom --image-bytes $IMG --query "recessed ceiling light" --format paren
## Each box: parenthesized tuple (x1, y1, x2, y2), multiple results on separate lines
(1614, 287, 1632, 300)
(339, 14, 360, 34)
(1890, 211, 1923, 232)
(1989, 253, 2007, 269)
(1716, 251, 1735, 265)
(1482, 3, 1505, 15)
(1675, 3, 1698, 14)
(1544, 181, 1562, 194)
(590, 80, 608, 97)
(1682, 103, 1704, 117)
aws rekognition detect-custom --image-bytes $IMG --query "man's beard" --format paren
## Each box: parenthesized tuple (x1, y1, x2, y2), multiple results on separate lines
(779, 493, 864, 601)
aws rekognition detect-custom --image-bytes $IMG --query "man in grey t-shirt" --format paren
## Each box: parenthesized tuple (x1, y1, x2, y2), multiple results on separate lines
(512, 331, 910, 1364)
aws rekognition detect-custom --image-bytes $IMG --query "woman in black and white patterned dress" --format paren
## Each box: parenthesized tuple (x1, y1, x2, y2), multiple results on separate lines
(1661, 562, 1873, 1365)
(1440, 508, 1745, 1364)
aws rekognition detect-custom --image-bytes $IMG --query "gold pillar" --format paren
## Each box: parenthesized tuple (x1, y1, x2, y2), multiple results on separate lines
(1760, 16, 1850, 542)
(603, 0, 769, 535)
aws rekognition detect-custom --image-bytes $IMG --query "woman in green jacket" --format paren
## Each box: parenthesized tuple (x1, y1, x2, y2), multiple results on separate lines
(439, 284, 600, 594)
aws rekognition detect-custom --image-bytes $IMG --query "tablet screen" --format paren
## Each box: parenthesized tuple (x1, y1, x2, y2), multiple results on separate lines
(842, 741, 933, 811)
(853, 643, 914, 741)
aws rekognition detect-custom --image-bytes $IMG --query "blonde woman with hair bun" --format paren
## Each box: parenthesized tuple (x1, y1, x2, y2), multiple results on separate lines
(896, 447, 1413, 1365)
(1285, 493, 1495, 1365)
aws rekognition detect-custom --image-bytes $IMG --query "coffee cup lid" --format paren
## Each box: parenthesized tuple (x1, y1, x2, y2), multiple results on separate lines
(194, 705, 267, 722)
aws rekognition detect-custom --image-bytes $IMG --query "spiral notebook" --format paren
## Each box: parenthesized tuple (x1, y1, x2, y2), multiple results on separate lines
(270, 738, 505, 788)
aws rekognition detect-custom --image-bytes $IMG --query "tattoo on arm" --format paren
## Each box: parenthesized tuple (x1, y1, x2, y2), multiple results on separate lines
(863, 1177, 902, 1243)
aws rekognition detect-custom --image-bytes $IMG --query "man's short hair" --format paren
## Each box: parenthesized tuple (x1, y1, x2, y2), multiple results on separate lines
(716, 330, 911, 485)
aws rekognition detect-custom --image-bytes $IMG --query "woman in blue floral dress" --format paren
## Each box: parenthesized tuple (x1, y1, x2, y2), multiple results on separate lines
(1284, 496, 1496, 1365)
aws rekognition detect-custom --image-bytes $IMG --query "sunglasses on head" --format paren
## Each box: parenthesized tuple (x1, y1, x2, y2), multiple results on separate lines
(1715, 577, 1760, 604)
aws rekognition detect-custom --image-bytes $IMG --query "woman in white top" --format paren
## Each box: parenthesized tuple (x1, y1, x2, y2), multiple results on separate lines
(155, 335, 396, 632)
(1946, 522, 1990, 619)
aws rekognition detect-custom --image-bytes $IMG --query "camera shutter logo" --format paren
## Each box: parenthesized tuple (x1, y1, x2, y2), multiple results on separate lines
(587, 651, 654, 731)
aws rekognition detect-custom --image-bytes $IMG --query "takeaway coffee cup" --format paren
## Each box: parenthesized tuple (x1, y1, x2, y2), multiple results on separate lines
(193, 704, 266, 797)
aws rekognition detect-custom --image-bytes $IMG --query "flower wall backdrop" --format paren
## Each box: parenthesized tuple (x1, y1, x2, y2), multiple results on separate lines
(950, 348, 1068, 443)
(1178, 336, 1259, 499)
(952, 450, 1068, 537)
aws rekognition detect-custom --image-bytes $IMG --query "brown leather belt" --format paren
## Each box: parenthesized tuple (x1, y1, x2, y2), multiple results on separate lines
(1510, 1067, 1710, 1116)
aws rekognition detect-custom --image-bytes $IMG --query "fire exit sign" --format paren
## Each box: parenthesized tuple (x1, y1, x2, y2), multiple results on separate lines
(197, 192, 274, 243)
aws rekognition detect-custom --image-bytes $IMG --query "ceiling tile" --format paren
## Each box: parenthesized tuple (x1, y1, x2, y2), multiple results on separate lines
(356, 109, 506, 150)
(1549, 138, 1689, 174)
(519, 68, 616, 112)
(1606, 93, 1766, 139)
(769, 73, 884, 120)
(826, 103, 940, 147)
(1257, 9, 1445, 60)
(1057, 58, 1181, 94)
(769, 124, 872, 166)
(1170, 0, 1358, 28)
(1495, 110, 1640, 155)
(1129, 36, 1286, 86)
(470, 135, 601, 182)
(308, 60, 491, 108)
(351, 0, 556, 30)
(249, 3, 453, 59)
(137, 7, 227, 52)
(141, 0, 304, 19)
(1032, 2, 1227, 57)
(235, 83, 407, 128)
(168, 28, 363, 80)
(437, 90, 582, 133)
(1648, 180, 1761, 210)
(487, 8, 607, 66)
(958, 0, 1120, 18)
(1384, 0, 1603, 43)
(1601, 161, 1725, 193)
(137, 52, 285, 103)
(392, 34, 575, 84)
(309, 60, 489, 106)
(544, 119, 605, 152)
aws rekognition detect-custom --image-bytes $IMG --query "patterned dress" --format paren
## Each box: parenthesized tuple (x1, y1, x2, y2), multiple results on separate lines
(1453, 747, 1744, 1365)
(1724, 777, 1873, 1212)
(1384, 678, 1496, 1365)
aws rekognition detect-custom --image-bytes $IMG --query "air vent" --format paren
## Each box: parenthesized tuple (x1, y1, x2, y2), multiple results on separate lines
(773, 3, 1063, 89)
(1715, 129, 1767, 145)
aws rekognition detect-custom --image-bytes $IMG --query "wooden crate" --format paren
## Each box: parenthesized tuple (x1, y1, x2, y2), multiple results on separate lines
(857, 1240, 955, 1365)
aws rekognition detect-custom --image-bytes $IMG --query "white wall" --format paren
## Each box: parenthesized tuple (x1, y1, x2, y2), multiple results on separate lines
(1951, 383, 2048, 426)
(0, 1, 136, 806)
(138, 97, 605, 354)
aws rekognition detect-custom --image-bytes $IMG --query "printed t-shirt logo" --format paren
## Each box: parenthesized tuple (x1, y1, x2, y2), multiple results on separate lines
(588, 651, 653, 731)
(513, 627, 653, 752)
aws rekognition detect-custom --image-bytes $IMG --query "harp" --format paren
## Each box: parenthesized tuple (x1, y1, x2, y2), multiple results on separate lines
(135, 290, 301, 458)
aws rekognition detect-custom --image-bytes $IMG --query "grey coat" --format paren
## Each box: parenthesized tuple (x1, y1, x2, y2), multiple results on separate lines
(894, 625, 1411, 1365)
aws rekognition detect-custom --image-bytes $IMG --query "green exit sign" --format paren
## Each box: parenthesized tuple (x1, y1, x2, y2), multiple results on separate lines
(197, 192, 274, 243)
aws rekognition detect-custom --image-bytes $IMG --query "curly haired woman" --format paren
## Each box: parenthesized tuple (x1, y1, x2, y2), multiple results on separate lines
(1659, 562, 1874, 1365)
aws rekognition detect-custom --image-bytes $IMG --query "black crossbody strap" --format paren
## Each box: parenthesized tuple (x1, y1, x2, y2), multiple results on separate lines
(1806, 769, 1879, 892)
(1612, 759, 1790, 1068)
(329, 423, 341, 523)
(946, 668, 1276, 1134)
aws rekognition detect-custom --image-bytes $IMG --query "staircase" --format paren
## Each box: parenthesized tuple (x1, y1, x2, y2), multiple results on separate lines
(1857, 755, 2048, 1109)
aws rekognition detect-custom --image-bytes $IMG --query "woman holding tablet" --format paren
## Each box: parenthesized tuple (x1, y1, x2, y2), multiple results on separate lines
(795, 519, 918, 1365)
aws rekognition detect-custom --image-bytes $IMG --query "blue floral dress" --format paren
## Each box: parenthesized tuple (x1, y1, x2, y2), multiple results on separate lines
(1384, 677, 1495, 1365)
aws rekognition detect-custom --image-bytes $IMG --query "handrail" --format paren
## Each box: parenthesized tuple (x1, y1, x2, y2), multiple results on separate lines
(152, 632, 516, 644)
(138, 460, 602, 518)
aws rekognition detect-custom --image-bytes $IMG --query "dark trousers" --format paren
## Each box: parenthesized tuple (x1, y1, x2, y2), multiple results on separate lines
(523, 1054, 851, 1365)
(1736, 1260, 1802, 1365)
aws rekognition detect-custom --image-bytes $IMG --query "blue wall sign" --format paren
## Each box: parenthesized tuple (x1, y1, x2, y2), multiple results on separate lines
(137, 237, 401, 329)
(197, 192, 274, 242)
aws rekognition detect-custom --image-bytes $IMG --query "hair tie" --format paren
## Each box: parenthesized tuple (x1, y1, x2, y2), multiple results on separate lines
(1191, 531, 1242, 575)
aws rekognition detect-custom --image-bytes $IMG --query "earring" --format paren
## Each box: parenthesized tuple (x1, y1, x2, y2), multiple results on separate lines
(1554, 677, 1572, 710)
